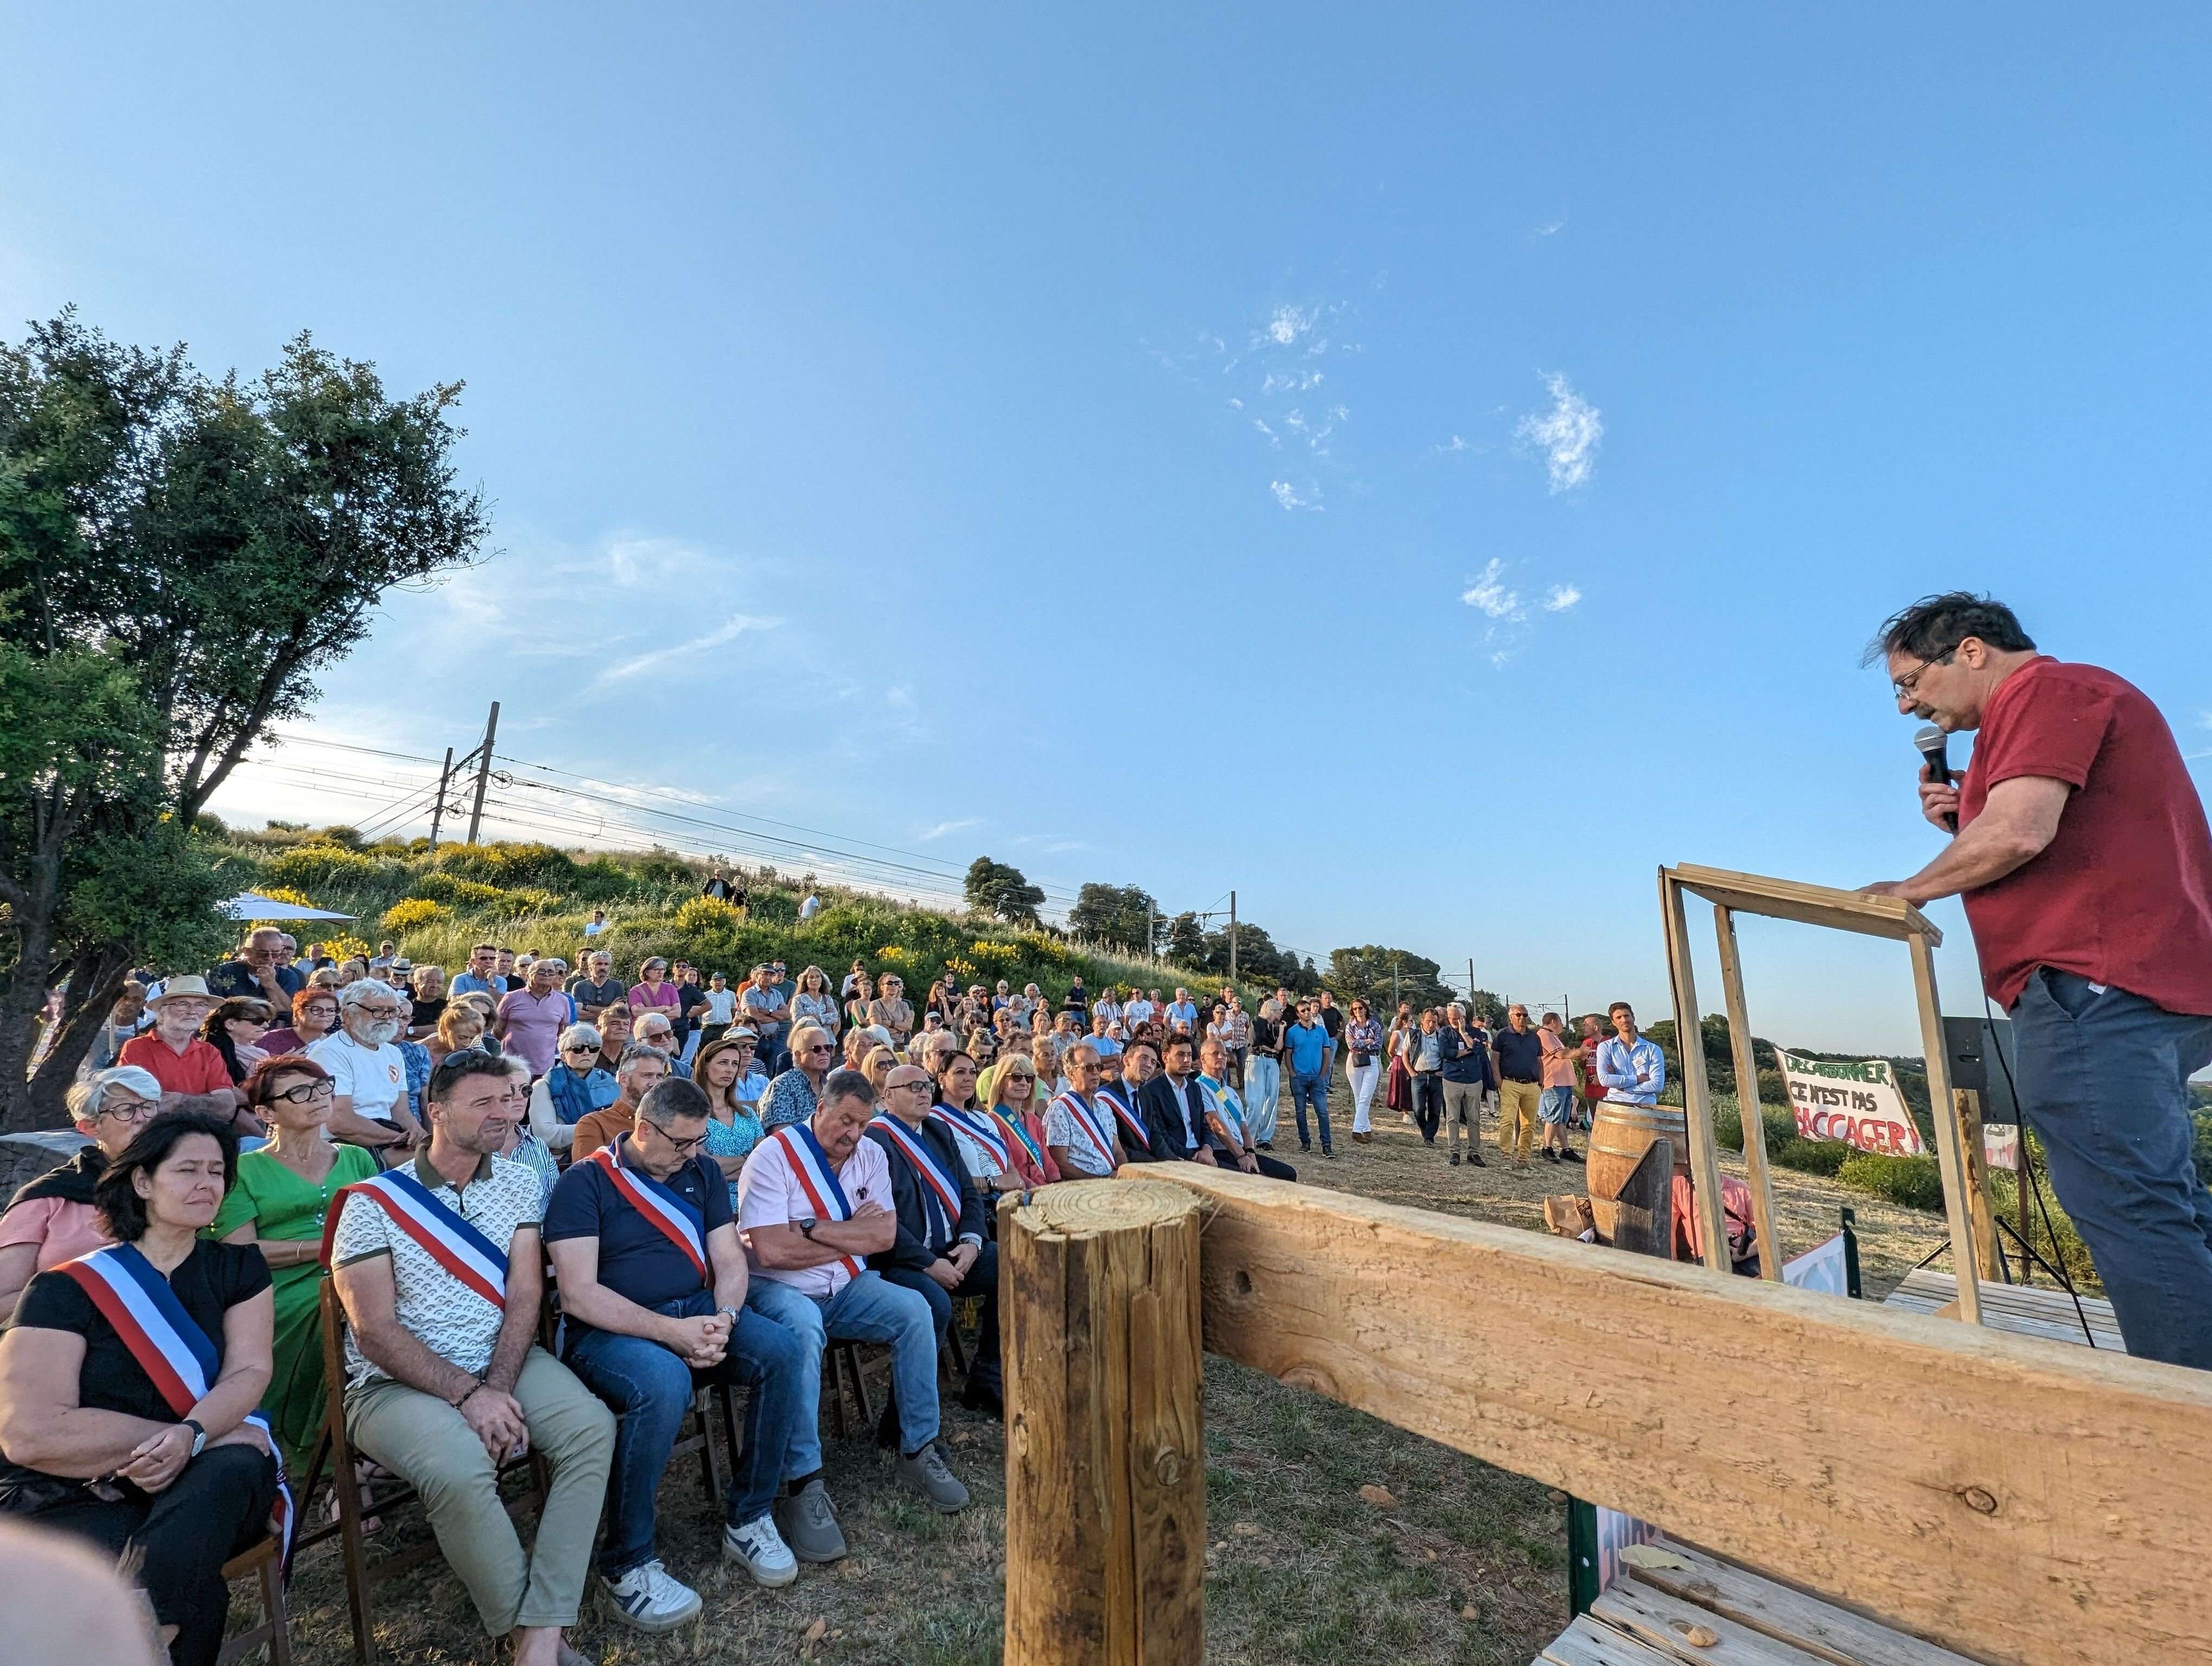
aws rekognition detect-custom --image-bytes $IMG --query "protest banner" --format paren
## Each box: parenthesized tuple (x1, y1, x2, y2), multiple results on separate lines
(1779, 1050, 1925, 1157)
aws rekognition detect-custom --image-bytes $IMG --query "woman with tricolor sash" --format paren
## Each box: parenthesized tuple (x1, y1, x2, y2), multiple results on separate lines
(924, 1051, 1029, 1195)
(0, 1113, 286, 1666)
(1043, 1042, 1121, 1178)
(982, 1058, 1060, 1186)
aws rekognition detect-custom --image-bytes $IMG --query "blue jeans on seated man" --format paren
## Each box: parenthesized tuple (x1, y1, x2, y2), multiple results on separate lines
(1290, 1069, 1332, 1151)
(745, 1270, 942, 1475)
(2010, 966, 2212, 1371)
(878, 1240, 1002, 1399)
(563, 1289, 807, 1577)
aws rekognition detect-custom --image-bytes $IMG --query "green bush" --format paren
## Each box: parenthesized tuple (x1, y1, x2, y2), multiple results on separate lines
(432, 841, 581, 890)
(1774, 1138, 1848, 1176)
(1836, 1150, 1946, 1210)
(260, 842, 396, 892)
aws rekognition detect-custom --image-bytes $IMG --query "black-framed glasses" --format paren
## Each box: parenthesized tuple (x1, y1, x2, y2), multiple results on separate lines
(889, 1078, 933, 1093)
(642, 1117, 708, 1155)
(563, 1042, 598, 1054)
(272, 1080, 337, 1105)
(99, 1096, 159, 1123)
(1891, 648, 1957, 700)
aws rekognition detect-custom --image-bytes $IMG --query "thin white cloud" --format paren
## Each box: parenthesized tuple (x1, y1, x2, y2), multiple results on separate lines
(1516, 372, 1604, 492)
(914, 817, 981, 843)
(1266, 304, 1314, 346)
(1535, 218, 1566, 238)
(1270, 480, 1321, 512)
(1252, 418, 1279, 448)
(1437, 434, 1468, 454)
(1542, 584, 1583, 612)
(593, 614, 781, 687)
(1461, 559, 1525, 622)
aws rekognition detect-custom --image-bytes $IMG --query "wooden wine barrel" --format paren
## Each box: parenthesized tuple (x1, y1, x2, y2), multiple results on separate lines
(1587, 1100, 1689, 1201)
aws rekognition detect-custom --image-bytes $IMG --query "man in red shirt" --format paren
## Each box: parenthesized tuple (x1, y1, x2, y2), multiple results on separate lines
(1862, 593, 2212, 1369)
(115, 974, 248, 1124)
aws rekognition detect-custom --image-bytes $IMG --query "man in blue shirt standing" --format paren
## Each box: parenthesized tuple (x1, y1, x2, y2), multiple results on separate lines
(1491, 1004, 1547, 1167)
(544, 1077, 811, 1627)
(1283, 998, 1336, 1158)
(451, 941, 507, 998)
(1594, 1002, 1667, 1106)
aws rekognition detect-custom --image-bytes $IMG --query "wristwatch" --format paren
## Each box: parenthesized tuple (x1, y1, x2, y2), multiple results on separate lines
(717, 1305, 741, 1325)
(796, 1217, 819, 1241)
(181, 1418, 207, 1457)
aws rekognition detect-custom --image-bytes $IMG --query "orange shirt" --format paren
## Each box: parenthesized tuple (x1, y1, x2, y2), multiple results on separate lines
(118, 1034, 233, 1098)
(569, 1104, 636, 1159)
(1538, 1029, 1579, 1090)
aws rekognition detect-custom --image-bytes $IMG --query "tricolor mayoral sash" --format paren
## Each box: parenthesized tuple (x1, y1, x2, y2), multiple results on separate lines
(1051, 1090, 1117, 1170)
(770, 1124, 866, 1280)
(60, 1244, 296, 1564)
(871, 1114, 963, 1239)
(588, 1136, 708, 1281)
(318, 1167, 508, 1309)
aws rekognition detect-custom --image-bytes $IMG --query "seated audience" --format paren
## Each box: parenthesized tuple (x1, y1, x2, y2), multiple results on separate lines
(1136, 1035, 1227, 1164)
(327, 1052, 615, 1666)
(118, 977, 247, 1127)
(545, 1077, 808, 1625)
(210, 1056, 381, 1464)
(1044, 1043, 1121, 1178)
(695, 1034, 768, 1208)
(1095, 1040, 1162, 1162)
(1198, 1039, 1297, 1180)
(528, 1022, 619, 1154)
(0, 1067, 160, 1317)
(0, 1113, 282, 1666)
(759, 1023, 835, 1131)
(308, 979, 425, 1164)
(632, 1011, 691, 1079)
(983, 1055, 1060, 1184)
(866, 1063, 1002, 1417)
(926, 1051, 1024, 1194)
(571, 1045, 672, 1159)
(737, 1071, 969, 1564)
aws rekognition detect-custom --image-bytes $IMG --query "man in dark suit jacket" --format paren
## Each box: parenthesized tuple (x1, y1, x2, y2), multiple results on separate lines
(865, 1062, 1001, 1416)
(1095, 1040, 1161, 1163)
(1135, 1034, 1224, 1165)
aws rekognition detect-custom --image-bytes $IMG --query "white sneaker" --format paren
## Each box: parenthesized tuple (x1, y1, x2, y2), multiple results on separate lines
(599, 1558, 703, 1632)
(723, 1510, 800, 1587)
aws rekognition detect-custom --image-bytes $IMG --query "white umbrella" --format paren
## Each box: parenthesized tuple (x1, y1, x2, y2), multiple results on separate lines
(220, 892, 358, 922)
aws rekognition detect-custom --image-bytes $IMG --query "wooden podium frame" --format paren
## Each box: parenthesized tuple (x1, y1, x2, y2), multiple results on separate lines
(1658, 863, 1982, 1324)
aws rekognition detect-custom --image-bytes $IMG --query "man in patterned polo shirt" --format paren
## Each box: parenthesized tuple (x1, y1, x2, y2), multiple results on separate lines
(330, 1051, 614, 1666)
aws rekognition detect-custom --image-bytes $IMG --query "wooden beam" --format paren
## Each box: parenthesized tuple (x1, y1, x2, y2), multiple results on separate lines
(1001, 1180, 1206, 1665)
(1628, 1541, 1980, 1666)
(1660, 869, 1732, 1271)
(1712, 905, 1783, 1280)
(1668, 863, 1942, 945)
(1952, 1090, 2003, 1284)
(1138, 1164, 2212, 1666)
(1908, 933, 1981, 1325)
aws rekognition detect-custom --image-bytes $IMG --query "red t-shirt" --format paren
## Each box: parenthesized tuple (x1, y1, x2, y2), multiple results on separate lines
(1959, 657, 2212, 1015)
(117, 1033, 235, 1097)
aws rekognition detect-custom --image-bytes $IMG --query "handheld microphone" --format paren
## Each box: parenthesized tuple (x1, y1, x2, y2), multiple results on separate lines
(1913, 724, 1959, 833)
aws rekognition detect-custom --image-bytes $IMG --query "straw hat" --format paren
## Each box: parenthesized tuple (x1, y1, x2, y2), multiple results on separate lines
(149, 975, 213, 1008)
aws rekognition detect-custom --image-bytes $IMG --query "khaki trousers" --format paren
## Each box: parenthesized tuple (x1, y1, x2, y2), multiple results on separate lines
(346, 1345, 615, 1633)
(1499, 1080, 1542, 1159)
(1441, 1080, 1483, 1155)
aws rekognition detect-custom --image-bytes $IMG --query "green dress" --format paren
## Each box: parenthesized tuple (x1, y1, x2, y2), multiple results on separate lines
(207, 1141, 380, 1465)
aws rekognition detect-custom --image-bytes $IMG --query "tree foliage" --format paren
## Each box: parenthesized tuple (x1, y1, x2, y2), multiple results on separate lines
(1068, 882, 1159, 956)
(0, 311, 488, 1129)
(1323, 945, 1456, 1014)
(963, 856, 1044, 926)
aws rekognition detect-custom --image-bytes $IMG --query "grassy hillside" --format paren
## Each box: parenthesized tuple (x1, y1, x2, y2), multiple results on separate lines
(209, 827, 1236, 1007)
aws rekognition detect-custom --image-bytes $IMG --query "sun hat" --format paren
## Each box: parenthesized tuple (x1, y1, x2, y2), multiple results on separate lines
(148, 975, 214, 1008)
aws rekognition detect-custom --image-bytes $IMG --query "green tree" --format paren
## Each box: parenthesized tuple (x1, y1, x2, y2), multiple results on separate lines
(1, 312, 488, 1130)
(1324, 945, 1454, 1014)
(1068, 881, 1158, 955)
(1164, 910, 1208, 967)
(964, 856, 1045, 926)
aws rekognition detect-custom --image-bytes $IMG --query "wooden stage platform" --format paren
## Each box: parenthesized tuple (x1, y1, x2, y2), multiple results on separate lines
(1538, 1541, 1978, 1666)
(1880, 1268, 2121, 1351)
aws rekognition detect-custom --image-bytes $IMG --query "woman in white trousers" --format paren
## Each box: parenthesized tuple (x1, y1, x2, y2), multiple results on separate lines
(1344, 999, 1384, 1140)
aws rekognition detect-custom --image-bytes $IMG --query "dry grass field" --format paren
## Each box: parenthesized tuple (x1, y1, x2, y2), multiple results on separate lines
(248, 1089, 1953, 1665)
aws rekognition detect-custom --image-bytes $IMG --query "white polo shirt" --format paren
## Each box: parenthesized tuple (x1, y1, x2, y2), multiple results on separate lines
(736, 1132, 890, 1299)
(310, 1030, 408, 1123)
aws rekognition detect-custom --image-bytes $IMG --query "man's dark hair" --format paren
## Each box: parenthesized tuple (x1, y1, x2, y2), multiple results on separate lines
(1124, 1040, 1159, 1063)
(639, 1076, 710, 1124)
(1607, 1001, 1635, 1018)
(1863, 592, 2036, 667)
(820, 1067, 874, 1110)
(429, 1047, 512, 1104)
(94, 1113, 238, 1242)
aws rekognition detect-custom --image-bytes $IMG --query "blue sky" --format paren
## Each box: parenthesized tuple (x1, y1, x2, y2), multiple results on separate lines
(7, 5, 2208, 1053)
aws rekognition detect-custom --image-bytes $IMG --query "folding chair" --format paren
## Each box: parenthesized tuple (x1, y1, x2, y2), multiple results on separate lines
(298, 1278, 551, 1666)
(215, 1534, 290, 1666)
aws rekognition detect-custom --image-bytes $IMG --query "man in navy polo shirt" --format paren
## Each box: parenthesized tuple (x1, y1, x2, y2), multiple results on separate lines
(544, 1077, 810, 1630)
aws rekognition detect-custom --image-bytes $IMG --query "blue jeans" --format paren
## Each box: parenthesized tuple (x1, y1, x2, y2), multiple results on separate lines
(1290, 1070, 1332, 1150)
(563, 1292, 807, 1575)
(1245, 1054, 1281, 1143)
(2011, 967, 2212, 1370)
(745, 1271, 940, 1475)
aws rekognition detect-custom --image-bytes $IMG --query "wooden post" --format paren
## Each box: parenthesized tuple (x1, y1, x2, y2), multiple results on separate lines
(1658, 869, 1731, 1272)
(1609, 1138, 1675, 1259)
(1002, 1179, 1206, 1665)
(1907, 932, 1982, 1325)
(1953, 1088, 2002, 1284)
(1711, 906, 1783, 1280)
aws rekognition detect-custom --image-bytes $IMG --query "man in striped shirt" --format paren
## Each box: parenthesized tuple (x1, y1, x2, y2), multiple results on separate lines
(737, 1071, 969, 1562)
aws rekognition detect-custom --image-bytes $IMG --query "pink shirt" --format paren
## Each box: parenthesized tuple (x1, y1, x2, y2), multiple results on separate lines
(496, 988, 574, 1078)
(0, 1196, 112, 1271)
(628, 980, 681, 1013)
(736, 1132, 891, 1298)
